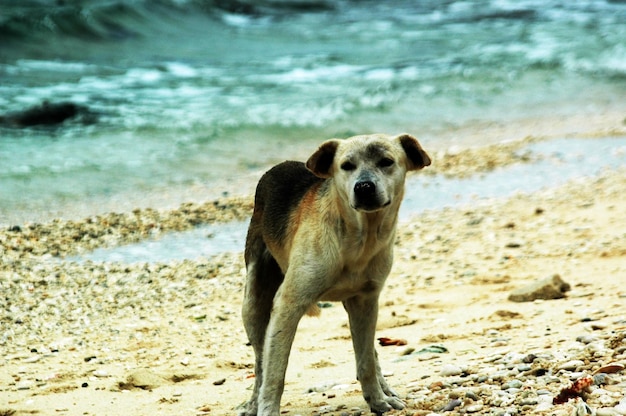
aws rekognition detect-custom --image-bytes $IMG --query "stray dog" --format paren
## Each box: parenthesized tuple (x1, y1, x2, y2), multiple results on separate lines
(241, 133, 431, 415)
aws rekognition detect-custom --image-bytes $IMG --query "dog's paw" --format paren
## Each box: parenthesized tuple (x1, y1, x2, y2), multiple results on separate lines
(379, 378, 400, 398)
(237, 400, 258, 416)
(368, 394, 405, 415)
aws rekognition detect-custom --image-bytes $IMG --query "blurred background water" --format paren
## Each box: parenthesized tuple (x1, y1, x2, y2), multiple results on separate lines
(1, 0, 625, 224)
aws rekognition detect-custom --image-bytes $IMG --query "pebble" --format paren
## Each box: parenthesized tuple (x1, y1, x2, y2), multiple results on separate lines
(465, 390, 480, 401)
(615, 398, 626, 415)
(440, 364, 463, 377)
(17, 381, 34, 390)
(465, 402, 483, 413)
(597, 409, 619, 416)
(123, 369, 166, 390)
(502, 379, 523, 390)
(575, 401, 593, 415)
(558, 359, 585, 371)
(508, 274, 571, 302)
(577, 335, 598, 344)
(442, 398, 462, 411)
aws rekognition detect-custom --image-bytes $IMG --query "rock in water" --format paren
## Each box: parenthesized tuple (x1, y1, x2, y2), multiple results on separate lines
(0, 101, 95, 127)
(508, 274, 571, 302)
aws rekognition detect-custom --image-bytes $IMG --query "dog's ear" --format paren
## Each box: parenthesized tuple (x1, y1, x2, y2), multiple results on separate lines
(397, 134, 431, 171)
(306, 139, 340, 178)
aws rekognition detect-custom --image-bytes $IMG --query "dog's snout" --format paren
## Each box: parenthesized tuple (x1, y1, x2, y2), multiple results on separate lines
(354, 181, 376, 197)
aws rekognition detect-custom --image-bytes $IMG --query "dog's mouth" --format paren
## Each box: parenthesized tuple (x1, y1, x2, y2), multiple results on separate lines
(353, 199, 391, 212)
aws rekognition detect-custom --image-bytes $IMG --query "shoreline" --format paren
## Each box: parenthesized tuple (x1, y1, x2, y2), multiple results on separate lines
(2, 133, 626, 261)
(2, 109, 625, 227)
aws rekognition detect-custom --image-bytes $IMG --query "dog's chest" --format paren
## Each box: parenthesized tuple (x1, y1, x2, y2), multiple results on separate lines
(319, 264, 384, 301)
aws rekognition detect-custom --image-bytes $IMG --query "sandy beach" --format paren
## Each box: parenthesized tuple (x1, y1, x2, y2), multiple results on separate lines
(2, 132, 626, 416)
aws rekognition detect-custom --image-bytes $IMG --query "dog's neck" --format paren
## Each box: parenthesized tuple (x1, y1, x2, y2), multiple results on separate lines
(332, 185, 402, 246)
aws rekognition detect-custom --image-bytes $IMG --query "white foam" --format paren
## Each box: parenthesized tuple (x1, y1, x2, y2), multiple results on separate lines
(123, 68, 163, 84)
(256, 64, 363, 84)
(16, 59, 94, 73)
(165, 62, 198, 78)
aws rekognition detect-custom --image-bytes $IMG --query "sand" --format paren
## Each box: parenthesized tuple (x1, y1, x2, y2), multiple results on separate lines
(1, 136, 626, 416)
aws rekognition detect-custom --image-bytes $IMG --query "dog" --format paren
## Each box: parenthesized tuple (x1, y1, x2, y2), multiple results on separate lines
(240, 133, 431, 415)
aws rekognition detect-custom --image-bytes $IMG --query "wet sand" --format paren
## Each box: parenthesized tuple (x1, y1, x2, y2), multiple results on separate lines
(1, 130, 626, 415)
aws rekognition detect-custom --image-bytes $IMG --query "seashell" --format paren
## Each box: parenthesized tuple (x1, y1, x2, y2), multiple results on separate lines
(593, 362, 625, 375)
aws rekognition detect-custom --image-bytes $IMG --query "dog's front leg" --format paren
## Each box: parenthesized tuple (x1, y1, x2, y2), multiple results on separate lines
(344, 295, 405, 414)
(256, 282, 310, 416)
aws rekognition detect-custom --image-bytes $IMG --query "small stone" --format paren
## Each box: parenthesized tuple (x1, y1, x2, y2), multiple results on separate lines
(213, 378, 226, 386)
(465, 390, 480, 401)
(400, 347, 415, 356)
(615, 398, 626, 415)
(596, 409, 618, 416)
(442, 399, 462, 411)
(558, 360, 585, 371)
(508, 274, 571, 302)
(123, 369, 166, 390)
(93, 370, 108, 378)
(522, 353, 538, 363)
(23, 355, 40, 363)
(590, 322, 609, 330)
(440, 364, 463, 376)
(575, 401, 593, 415)
(593, 373, 609, 385)
(503, 379, 523, 390)
(576, 335, 598, 344)
(465, 402, 484, 413)
(17, 381, 34, 390)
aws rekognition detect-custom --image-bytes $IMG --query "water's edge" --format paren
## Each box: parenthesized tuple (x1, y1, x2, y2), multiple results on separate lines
(69, 136, 626, 264)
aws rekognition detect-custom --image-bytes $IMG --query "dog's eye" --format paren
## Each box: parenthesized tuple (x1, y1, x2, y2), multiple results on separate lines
(341, 161, 356, 171)
(378, 158, 394, 168)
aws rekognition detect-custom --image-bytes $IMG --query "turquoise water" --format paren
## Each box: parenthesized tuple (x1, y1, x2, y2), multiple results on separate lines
(74, 136, 626, 263)
(1, 1, 625, 224)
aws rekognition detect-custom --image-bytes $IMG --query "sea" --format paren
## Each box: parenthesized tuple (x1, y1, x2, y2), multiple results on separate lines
(1, 0, 626, 225)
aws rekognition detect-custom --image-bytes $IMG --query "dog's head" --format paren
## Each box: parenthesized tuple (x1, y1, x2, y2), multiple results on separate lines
(306, 133, 431, 212)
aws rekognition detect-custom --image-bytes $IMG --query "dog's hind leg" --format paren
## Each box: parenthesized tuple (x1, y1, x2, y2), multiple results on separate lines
(241, 239, 284, 416)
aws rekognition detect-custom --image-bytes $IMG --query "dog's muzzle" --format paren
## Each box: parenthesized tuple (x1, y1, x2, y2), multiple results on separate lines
(353, 180, 388, 211)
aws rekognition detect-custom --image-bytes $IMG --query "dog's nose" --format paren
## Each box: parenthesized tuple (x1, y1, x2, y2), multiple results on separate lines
(354, 181, 376, 197)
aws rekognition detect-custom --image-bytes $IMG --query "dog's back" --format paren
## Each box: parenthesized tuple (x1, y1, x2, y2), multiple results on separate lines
(247, 161, 322, 259)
